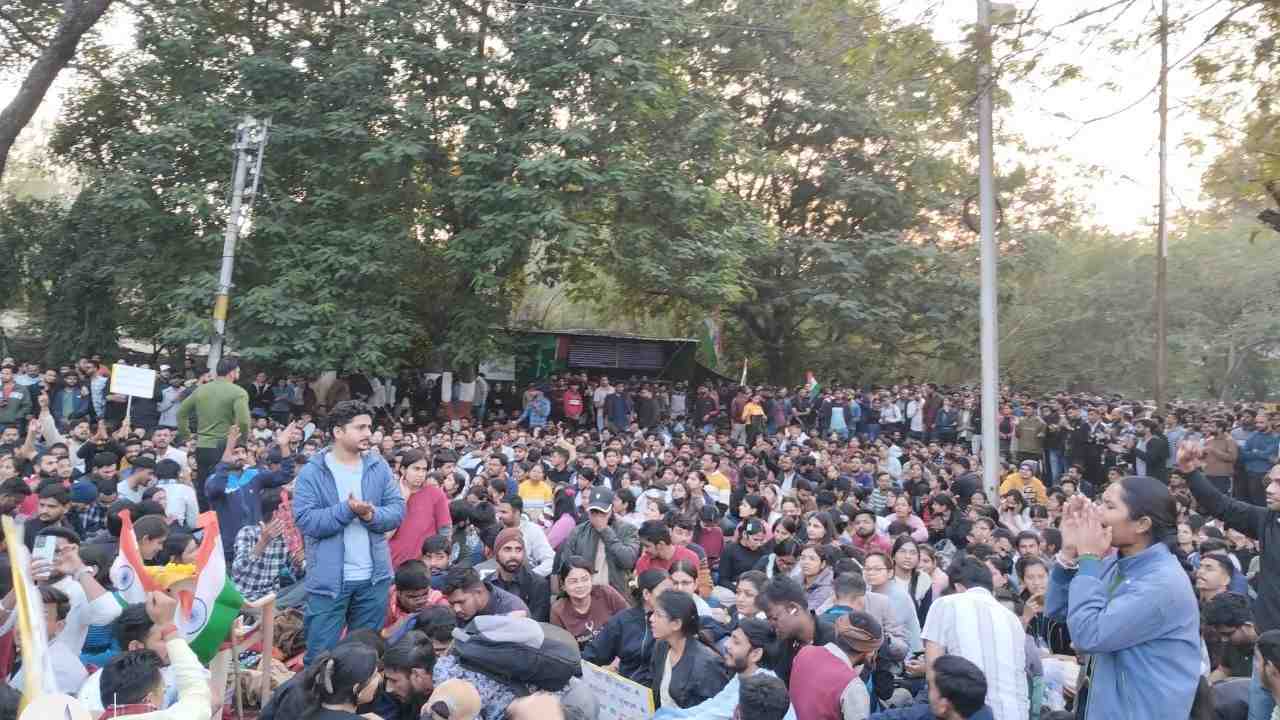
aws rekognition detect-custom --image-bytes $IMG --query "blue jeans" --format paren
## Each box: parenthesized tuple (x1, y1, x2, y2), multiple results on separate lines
(865, 423, 880, 442)
(1250, 663, 1275, 720)
(304, 577, 392, 664)
(1047, 449, 1065, 484)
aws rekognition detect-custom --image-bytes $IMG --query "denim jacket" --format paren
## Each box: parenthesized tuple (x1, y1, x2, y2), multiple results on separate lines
(293, 449, 406, 598)
(1045, 543, 1200, 720)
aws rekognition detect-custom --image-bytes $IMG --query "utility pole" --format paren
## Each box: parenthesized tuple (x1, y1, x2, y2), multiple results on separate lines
(1155, 0, 1170, 409)
(977, 0, 1002, 498)
(207, 116, 270, 373)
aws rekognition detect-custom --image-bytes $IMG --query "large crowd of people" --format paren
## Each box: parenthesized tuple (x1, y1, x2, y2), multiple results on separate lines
(0, 354, 1275, 720)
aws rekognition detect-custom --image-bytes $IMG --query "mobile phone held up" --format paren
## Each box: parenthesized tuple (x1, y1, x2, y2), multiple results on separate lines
(33, 534, 57, 563)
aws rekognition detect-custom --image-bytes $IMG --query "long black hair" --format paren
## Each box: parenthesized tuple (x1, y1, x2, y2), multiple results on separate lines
(631, 568, 670, 607)
(301, 642, 379, 710)
(655, 590, 700, 639)
(891, 534, 924, 599)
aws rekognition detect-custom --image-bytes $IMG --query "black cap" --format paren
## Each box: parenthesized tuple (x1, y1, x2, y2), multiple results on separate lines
(743, 518, 767, 536)
(587, 487, 614, 512)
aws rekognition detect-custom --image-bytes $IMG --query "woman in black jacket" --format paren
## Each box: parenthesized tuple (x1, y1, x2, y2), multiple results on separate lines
(648, 590, 730, 710)
(582, 569, 670, 685)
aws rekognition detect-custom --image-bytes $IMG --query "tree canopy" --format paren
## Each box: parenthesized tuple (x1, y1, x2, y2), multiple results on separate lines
(0, 0, 1274, 396)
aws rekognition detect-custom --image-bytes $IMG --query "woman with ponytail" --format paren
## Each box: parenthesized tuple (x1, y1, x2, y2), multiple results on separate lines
(300, 642, 383, 720)
(1045, 475, 1201, 720)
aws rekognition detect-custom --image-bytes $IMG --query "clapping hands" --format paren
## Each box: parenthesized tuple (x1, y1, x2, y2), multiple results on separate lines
(1061, 495, 1111, 558)
(347, 494, 374, 521)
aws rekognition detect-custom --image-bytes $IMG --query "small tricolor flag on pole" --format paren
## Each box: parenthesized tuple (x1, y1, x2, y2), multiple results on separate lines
(805, 371, 821, 400)
(110, 510, 245, 664)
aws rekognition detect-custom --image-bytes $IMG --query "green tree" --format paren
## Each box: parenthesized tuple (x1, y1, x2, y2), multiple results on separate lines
(46, 0, 675, 373)
(0, 0, 116, 179)
(580, 0, 978, 384)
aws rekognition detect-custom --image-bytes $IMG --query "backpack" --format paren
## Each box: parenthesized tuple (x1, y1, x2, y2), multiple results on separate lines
(452, 616, 582, 692)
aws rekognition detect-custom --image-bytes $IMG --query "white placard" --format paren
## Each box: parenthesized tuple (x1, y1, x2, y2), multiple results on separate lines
(580, 661, 655, 720)
(109, 364, 157, 399)
(479, 356, 516, 382)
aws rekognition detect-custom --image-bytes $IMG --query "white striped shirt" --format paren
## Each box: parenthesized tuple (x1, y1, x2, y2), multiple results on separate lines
(921, 586, 1029, 720)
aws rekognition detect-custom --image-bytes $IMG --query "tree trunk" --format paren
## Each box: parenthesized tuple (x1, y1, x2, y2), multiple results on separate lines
(0, 0, 114, 180)
(1219, 344, 1241, 404)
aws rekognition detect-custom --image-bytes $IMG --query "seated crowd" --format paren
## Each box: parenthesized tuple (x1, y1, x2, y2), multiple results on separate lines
(0, 358, 1274, 720)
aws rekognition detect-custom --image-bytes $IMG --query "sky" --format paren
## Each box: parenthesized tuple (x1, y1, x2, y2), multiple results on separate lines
(894, 0, 1243, 234)
(1, 0, 1252, 235)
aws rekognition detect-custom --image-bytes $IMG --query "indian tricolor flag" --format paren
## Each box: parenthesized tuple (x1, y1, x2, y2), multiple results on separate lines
(110, 510, 244, 664)
(178, 512, 246, 664)
(110, 509, 158, 604)
(805, 371, 821, 401)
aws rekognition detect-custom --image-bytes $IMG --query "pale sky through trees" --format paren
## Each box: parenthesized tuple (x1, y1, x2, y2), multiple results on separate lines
(894, 0, 1244, 234)
(1, 1, 1252, 235)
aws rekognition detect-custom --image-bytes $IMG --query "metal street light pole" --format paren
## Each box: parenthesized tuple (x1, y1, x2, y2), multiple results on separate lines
(1155, 0, 1170, 409)
(207, 116, 270, 373)
(978, 0, 1002, 498)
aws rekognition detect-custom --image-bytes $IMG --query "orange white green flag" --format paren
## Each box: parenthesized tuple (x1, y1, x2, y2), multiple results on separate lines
(110, 509, 244, 664)
(174, 512, 245, 664)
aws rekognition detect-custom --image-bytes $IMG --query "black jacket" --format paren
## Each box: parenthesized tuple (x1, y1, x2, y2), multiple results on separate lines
(583, 606, 655, 685)
(490, 566, 551, 622)
(766, 612, 837, 685)
(634, 396, 659, 429)
(1186, 470, 1280, 633)
(1131, 434, 1170, 481)
(717, 540, 772, 588)
(649, 638, 730, 709)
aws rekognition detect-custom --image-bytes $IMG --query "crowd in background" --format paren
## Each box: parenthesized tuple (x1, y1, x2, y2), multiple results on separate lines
(0, 355, 1276, 720)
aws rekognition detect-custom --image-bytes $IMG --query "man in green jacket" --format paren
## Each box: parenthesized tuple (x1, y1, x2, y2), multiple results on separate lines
(176, 356, 250, 511)
(0, 362, 32, 431)
(551, 487, 640, 602)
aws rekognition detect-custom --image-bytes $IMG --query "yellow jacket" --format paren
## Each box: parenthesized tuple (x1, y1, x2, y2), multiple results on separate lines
(998, 473, 1048, 505)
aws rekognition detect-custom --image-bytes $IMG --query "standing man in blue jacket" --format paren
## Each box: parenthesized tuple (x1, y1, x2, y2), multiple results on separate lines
(1241, 412, 1280, 507)
(207, 422, 298, 561)
(293, 399, 406, 662)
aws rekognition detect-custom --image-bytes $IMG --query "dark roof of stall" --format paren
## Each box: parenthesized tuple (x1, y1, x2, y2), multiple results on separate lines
(501, 327, 699, 344)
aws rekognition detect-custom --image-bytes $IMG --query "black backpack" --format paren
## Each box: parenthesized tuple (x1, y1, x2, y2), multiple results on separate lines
(452, 616, 582, 692)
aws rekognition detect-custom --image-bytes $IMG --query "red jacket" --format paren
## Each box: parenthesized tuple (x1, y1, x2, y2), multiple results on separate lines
(563, 389, 584, 419)
(388, 485, 452, 567)
(790, 644, 861, 720)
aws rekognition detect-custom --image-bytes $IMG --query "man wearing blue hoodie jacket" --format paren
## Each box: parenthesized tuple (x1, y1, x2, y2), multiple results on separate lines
(1240, 412, 1280, 507)
(294, 399, 406, 662)
(206, 424, 296, 561)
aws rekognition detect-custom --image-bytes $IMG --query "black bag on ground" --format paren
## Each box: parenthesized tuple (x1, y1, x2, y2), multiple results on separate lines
(452, 615, 582, 692)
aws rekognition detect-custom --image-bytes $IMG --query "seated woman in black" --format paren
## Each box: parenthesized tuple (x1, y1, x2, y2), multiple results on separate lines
(648, 589, 730, 710)
(300, 640, 383, 720)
